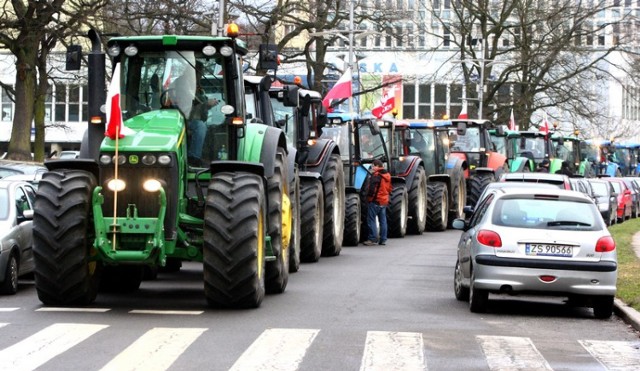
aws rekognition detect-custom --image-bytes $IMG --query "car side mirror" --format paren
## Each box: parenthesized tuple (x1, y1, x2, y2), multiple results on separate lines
(22, 209, 34, 220)
(451, 218, 467, 230)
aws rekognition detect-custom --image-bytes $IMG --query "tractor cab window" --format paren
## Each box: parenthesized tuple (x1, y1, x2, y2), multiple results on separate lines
(491, 135, 507, 157)
(359, 123, 386, 160)
(269, 95, 295, 146)
(451, 126, 480, 152)
(410, 128, 436, 175)
(519, 136, 546, 160)
(121, 51, 227, 123)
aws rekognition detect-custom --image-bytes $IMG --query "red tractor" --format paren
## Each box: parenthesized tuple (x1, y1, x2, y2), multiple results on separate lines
(447, 119, 508, 207)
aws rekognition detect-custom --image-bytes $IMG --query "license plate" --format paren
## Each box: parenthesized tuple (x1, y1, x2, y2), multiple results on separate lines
(525, 243, 573, 257)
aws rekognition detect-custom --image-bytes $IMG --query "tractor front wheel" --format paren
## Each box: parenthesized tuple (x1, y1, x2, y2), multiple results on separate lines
(32, 170, 101, 306)
(407, 167, 427, 235)
(321, 154, 345, 257)
(203, 172, 266, 308)
(265, 149, 290, 294)
(387, 185, 408, 238)
(426, 182, 449, 232)
(342, 193, 361, 246)
(299, 179, 324, 262)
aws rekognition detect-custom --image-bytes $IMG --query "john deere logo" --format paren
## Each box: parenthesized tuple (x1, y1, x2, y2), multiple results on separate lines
(129, 155, 139, 164)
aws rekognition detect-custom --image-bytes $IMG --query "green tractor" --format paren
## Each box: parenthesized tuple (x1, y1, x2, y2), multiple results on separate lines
(506, 131, 552, 172)
(32, 31, 292, 308)
(550, 133, 593, 177)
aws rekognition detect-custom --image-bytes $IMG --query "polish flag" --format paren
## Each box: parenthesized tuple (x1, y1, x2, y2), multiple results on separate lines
(105, 64, 124, 140)
(372, 87, 395, 118)
(508, 108, 516, 130)
(458, 104, 468, 119)
(163, 59, 173, 89)
(322, 68, 352, 109)
(539, 111, 550, 135)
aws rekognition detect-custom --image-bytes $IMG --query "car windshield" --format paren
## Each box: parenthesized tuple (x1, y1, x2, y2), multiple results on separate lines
(0, 189, 8, 220)
(493, 197, 601, 230)
(590, 182, 609, 197)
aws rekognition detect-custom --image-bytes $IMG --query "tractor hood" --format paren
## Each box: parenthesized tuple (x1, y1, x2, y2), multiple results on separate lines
(101, 110, 185, 152)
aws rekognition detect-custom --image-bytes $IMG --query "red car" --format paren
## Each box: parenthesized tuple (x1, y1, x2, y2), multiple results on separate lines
(604, 178, 633, 222)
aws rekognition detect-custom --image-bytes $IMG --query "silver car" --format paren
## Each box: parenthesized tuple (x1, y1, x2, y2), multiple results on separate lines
(452, 188, 617, 319)
(0, 180, 36, 294)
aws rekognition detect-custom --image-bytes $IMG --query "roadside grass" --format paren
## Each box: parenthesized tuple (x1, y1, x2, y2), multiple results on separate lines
(609, 218, 640, 312)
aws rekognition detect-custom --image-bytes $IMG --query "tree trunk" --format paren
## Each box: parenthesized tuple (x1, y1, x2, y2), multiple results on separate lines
(8, 51, 37, 161)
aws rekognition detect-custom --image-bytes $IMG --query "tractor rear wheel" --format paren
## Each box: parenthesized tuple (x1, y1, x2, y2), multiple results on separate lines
(299, 179, 324, 262)
(467, 173, 495, 207)
(426, 182, 449, 232)
(406, 167, 427, 235)
(321, 154, 345, 257)
(203, 172, 266, 308)
(33, 170, 101, 306)
(265, 149, 290, 294)
(448, 173, 466, 227)
(288, 166, 301, 273)
(387, 185, 408, 238)
(342, 193, 361, 246)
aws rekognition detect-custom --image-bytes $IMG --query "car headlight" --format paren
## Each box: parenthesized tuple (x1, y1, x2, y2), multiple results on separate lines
(143, 179, 163, 192)
(107, 178, 126, 192)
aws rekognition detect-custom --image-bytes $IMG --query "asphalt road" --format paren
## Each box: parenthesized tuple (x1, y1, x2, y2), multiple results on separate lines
(1, 229, 639, 370)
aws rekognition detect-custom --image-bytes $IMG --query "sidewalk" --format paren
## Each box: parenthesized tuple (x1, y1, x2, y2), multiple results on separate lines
(613, 233, 640, 330)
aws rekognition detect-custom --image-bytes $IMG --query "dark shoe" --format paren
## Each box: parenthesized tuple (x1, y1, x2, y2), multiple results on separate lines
(379, 241, 386, 245)
(363, 240, 375, 246)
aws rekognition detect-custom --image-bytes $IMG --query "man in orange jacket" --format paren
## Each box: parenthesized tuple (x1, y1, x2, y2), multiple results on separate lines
(363, 159, 392, 246)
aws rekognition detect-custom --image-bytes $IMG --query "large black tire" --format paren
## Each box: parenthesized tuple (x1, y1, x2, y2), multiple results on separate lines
(300, 179, 324, 262)
(321, 154, 345, 257)
(448, 173, 466, 227)
(342, 193, 361, 246)
(406, 167, 427, 235)
(466, 173, 495, 207)
(0, 253, 18, 295)
(203, 172, 266, 309)
(387, 185, 408, 238)
(32, 170, 101, 306)
(288, 166, 301, 273)
(426, 182, 449, 232)
(265, 149, 290, 294)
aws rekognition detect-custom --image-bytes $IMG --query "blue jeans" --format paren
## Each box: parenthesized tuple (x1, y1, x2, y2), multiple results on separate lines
(188, 119, 206, 159)
(367, 202, 387, 243)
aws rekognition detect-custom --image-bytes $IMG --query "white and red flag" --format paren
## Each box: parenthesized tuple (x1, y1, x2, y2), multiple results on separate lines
(458, 104, 468, 119)
(539, 111, 550, 135)
(322, 68, 353, 109)
(105, 63, 124, 140)
(509, 108, 516, 130)
(372, 87, 396, 118)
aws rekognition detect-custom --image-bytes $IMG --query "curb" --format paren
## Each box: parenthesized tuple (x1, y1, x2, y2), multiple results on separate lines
(614, 298, 640, 331)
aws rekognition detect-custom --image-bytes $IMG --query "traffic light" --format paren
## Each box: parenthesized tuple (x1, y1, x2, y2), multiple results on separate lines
(66, 45, 82, 71)
(258, 44, 278, 71)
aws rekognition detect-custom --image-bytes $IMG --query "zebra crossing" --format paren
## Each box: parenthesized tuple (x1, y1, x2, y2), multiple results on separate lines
(0, 321, 639, 371)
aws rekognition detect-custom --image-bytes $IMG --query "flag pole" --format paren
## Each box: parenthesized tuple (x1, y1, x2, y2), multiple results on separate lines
(112, 124, 119, 252)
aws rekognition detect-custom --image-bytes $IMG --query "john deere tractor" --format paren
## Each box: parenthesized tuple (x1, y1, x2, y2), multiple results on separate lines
(32, 30, 292, 309)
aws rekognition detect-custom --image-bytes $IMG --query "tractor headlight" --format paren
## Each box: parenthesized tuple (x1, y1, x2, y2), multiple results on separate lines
(100, 154, 112, 165)
(114, 154, 126, 165)
(158, 155, 172, 165)
(107, 178, 126, 192)
(220, 45, 233, 57)
(124, 45, 138, 56)
(142, 154, 156, 165)
(143, 179, 163, 193)
(107, 44, 121, 57)
(202, 45, 216, 56)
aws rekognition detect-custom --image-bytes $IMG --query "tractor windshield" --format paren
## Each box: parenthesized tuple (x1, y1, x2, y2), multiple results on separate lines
(321, 125, 350, 162)
(451, 126, 481, 152)
(269, 96, 296, 146)
(517, 136, 547, 161)
(120, 51, 227, 125)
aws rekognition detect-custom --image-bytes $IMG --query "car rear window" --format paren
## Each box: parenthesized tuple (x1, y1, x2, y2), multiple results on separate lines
(503, 178, 565, 189)
(590, 182, 608, 196)
(492, 197, 602, 230)
(610, 182, 622, 193)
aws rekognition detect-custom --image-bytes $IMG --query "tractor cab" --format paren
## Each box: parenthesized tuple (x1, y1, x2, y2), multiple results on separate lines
(550, 133, 592, 176)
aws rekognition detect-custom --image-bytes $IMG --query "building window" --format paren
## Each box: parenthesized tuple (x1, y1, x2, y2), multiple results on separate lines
(375, 36, 381, 47)
(55, 83, 66, 122)
(444, 30, 450, 47)
(434, 84, 447, 119)
(69, 85, 80, 122)
(418, 84, 432, 118)
(403, 83, 416, 119)
(44, 85, 52, 122)
(396, 26, 404, 47)
(1, 86, 11, 122)
(386, 34, 392, 47)
(598, 35, 605, 46)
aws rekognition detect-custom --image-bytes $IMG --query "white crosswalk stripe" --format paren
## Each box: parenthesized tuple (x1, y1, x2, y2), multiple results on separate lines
(360, 331, 427, 371)
(0, 322, 639, 370)
(0, 323, 108, 371)
(229, 328, 319, 371)
(579, 340, 640, 370)
(99, 327, 207, 371)
(477, 335, 553, 371)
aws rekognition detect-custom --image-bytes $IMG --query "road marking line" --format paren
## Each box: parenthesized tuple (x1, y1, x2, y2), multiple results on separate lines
(0, 308, 19, 312)
(0, 323, 7, 329)
(36, 307, 111, 313)
(0, 323, 108, 371)
(129, 309, 204, 315)
(99, 327, 206, 371)
(360, 331, 426, 371)
(579, 340, 640, 370)
(229, 328, 319, 371)
(477, 335, 552, 370)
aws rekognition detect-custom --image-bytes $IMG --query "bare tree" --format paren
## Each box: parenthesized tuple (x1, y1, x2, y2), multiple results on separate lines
(430, 0, 636, 135)
(0, 0, 109, 161)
